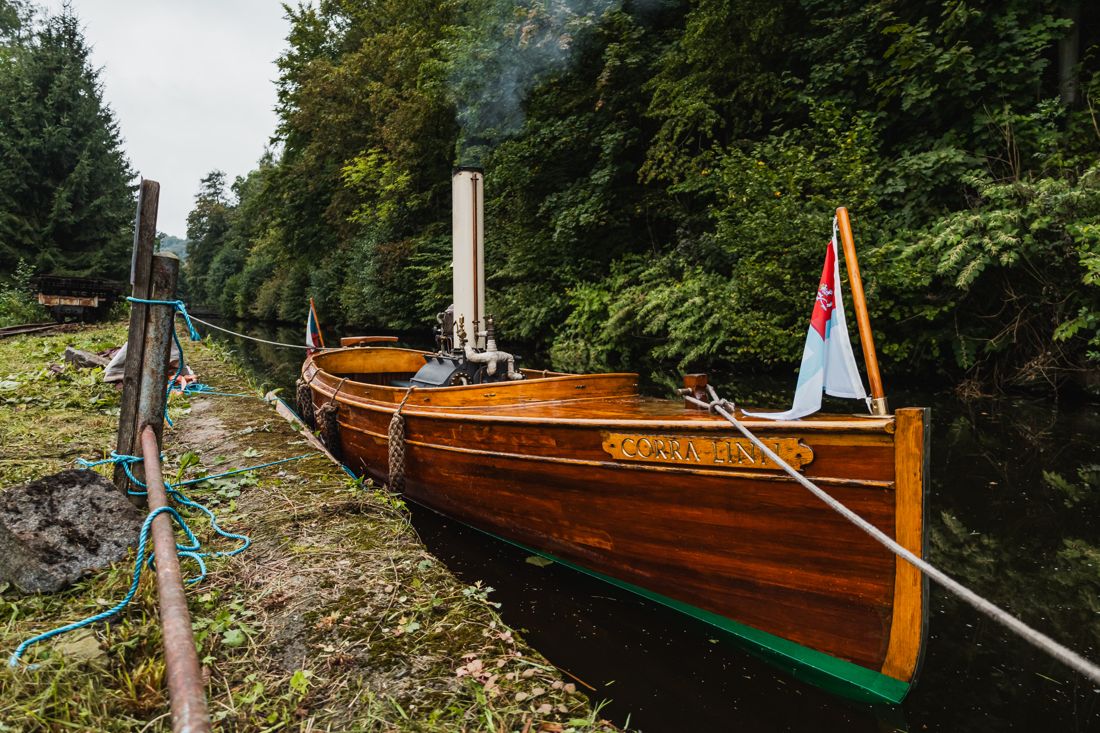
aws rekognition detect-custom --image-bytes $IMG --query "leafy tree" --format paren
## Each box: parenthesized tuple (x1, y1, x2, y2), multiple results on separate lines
(0, 4, 134, 281)
(185, 170, 231, 303)
(185, 0, 1100, 390)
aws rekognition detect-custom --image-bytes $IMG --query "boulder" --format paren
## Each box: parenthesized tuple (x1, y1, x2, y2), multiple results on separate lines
(0, 469, 145, 593)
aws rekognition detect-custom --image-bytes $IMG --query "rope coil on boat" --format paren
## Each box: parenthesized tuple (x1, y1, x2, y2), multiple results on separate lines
(684, 386, 1100, 687)
(387, 387, 415, 491)
(317, 378, 347, 461)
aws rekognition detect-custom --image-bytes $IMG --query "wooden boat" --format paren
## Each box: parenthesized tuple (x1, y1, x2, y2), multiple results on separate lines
(299, 171, 928, 704)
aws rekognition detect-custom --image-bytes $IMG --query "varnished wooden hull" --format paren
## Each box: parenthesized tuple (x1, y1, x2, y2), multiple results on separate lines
(302, 347, 928, 703)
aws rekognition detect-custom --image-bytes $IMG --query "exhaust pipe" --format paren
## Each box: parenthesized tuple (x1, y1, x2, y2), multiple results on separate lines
(452, 168, 485, 349)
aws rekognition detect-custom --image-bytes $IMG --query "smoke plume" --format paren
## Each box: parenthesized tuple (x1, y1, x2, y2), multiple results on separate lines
(449, 0, 620, 166)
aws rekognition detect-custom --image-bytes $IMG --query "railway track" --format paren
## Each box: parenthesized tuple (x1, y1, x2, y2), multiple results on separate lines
(0, 322, 59, 338)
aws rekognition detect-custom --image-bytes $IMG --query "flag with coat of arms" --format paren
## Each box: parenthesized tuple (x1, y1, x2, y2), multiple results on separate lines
(744, 219, 869, 420)
(306, 297, 324, 353)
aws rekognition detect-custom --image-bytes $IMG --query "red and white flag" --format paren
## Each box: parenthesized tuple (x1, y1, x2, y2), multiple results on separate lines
(745, 220, 868, 420)
(306, 297, 325, 353)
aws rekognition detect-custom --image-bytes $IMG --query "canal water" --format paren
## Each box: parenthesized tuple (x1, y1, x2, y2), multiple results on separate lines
(199, 320, 1100, 732)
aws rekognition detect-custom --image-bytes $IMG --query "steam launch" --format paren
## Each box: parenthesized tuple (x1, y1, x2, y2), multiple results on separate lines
(298, 169, 930, 704)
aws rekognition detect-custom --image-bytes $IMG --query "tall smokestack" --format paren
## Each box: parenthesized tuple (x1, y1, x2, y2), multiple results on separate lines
(452, 167, 485, 348)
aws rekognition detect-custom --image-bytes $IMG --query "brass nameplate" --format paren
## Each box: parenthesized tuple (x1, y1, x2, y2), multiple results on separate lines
(601, 433, 813, 471)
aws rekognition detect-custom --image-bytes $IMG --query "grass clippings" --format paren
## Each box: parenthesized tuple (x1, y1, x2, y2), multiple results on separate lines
(0, 322, 620, 732)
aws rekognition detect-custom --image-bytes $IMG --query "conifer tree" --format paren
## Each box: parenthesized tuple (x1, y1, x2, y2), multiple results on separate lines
(0, 4, 134, 280)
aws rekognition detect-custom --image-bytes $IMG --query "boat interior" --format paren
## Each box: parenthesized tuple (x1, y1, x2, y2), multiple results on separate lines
(313, 344, 573, 387)
(306, 343, 895, 428)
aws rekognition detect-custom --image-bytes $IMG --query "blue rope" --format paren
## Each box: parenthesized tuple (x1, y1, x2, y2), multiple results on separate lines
(125, 297, 202, 427)
(125, 297, 200, 341)
(8, 506, 200, 667)
(170, 453, 319, 490)
(9, 451, 318, 666)
(172, 383, 257, 399)
(76, 452, 157, 496)
(123, 297, 265, 422)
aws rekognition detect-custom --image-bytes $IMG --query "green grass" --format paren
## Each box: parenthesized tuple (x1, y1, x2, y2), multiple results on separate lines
(0, 322, 621, 732)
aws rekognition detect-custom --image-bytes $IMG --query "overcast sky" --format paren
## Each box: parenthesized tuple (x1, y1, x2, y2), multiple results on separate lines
(45, 0, 291, 237)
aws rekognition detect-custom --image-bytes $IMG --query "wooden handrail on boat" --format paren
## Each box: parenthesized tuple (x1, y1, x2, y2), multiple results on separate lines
(339, 335, 400, 348)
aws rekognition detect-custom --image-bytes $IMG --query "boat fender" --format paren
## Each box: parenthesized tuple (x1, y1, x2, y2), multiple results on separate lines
(317, 378, 347, 461)
(295, 377, 316, 429)
(387, 388, 414, 491)
(317, 402, 341, 461)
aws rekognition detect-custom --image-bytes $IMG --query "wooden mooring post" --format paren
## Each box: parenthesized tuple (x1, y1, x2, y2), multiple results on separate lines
(114, 179, 182, 499)
(107, 180, 212, 732)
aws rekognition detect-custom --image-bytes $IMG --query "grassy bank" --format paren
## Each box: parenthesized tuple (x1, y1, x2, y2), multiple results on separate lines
(0, 322, 617, 732)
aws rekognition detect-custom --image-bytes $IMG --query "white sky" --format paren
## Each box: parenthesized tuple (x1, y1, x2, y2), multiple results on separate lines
(45, 0, 291, 237)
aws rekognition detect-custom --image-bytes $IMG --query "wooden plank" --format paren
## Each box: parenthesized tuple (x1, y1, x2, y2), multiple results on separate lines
(880, 407, 928, 681)
(114, 178, 160, 493)
(266, 391, 341, 464)
(339, 335, 400, 347)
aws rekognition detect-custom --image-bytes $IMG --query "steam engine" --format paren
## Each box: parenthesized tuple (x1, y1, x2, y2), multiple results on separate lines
(408, 166, 525, 388)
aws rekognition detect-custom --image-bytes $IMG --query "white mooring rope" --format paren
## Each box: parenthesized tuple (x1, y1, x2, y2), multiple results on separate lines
(183, 313, 316, 350)
(685, 386, 1100, 687)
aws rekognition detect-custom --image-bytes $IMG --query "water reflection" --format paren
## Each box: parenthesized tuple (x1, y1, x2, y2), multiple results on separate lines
(202, 320, 1100, 732)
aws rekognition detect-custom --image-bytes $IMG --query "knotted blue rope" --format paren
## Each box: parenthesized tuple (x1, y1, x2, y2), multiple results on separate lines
(125, 297, 200, 341)
(76, 452, 156, 496)
(9, 450, 318, 666)
(125, 297, 202, 427)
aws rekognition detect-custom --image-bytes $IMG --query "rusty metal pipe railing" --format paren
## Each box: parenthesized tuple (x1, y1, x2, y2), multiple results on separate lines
(140, 424, 212, 733)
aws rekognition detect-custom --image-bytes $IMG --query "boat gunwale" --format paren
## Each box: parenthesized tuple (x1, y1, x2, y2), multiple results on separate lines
(310, 345, 637, 388)
(304, 357, 897, 433)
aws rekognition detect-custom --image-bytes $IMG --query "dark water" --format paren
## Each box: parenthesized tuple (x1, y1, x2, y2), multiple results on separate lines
(201, 320, 1100, 732)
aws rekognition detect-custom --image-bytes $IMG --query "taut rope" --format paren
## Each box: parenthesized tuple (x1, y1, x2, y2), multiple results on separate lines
(184, 312, 316, 350)
(686, 386, 1100, 687)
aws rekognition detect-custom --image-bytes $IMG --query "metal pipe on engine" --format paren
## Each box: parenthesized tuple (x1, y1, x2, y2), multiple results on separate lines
(464, 315, 523, 379)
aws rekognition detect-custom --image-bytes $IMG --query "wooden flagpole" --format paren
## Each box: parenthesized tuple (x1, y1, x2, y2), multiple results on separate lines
(835, 207, 888, 415)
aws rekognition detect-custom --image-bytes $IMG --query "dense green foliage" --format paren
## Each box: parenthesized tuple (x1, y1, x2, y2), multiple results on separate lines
(188, 0, 1100, 388)
(0, 3, 134, 283)
(0, 258, 48, 326)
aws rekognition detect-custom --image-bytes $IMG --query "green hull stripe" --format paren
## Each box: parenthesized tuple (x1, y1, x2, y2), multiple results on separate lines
(471, 527, 910, 705)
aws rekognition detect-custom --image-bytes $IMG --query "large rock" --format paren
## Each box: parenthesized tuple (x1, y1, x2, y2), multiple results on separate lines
(0, 469, 145, 593)
(63, 346, 109, 369)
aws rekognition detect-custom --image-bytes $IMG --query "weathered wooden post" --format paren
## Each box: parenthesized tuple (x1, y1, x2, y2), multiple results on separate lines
(117, 253, 180, 503)
(139, 254, 180, 440)
(114, 179, 160, 494)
